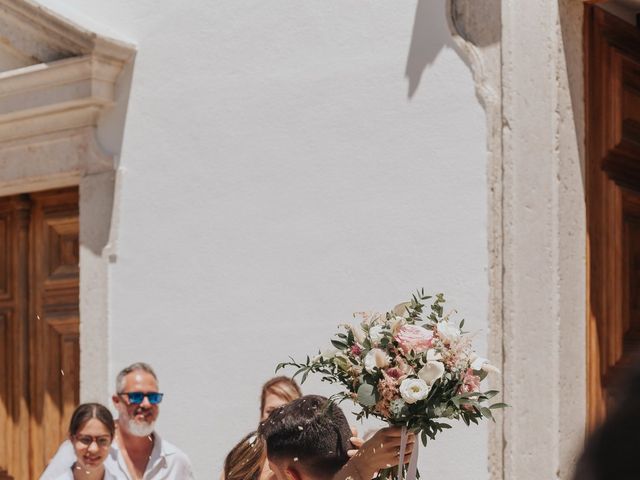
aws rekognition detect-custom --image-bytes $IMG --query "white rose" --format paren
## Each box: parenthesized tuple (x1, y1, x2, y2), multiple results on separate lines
(364, 348, 390, 373)
(437, 320, 461, 343)
(418, 360, 445, 386)
(369, 325, 385, 345)
(399, 378, 430, 404)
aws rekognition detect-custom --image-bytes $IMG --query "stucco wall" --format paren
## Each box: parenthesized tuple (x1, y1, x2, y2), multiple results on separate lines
(37, 1, 489, 478)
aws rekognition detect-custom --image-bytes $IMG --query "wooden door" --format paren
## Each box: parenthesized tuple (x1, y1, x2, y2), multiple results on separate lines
(0, 187, 79, 479)
(586, 6, 640, 428)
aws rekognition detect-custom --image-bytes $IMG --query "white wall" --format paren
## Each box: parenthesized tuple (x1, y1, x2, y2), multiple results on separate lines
(39, 1, 489, 478)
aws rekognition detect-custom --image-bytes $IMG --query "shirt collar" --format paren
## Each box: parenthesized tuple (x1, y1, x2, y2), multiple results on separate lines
(109, 431, 177, 478)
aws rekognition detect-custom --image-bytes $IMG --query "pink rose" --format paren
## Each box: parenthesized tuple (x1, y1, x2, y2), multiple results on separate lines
(459, 368, 481, 395)
(394, 325, 433, 355)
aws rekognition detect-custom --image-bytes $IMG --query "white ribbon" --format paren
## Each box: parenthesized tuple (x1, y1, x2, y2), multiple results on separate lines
(396, 426, 420, 480)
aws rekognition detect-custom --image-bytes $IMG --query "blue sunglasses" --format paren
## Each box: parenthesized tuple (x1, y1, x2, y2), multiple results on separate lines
(120, 391, 164, 405)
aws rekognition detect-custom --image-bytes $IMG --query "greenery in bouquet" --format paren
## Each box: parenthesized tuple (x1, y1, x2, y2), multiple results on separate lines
(276, 290, 506, 448)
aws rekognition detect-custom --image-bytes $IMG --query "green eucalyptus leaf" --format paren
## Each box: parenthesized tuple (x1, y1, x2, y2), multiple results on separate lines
(356, 383, 377, 407)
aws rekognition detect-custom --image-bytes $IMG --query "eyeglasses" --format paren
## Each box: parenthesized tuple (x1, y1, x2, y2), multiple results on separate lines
(74, 435, 111, 448)
(119, 391, 164, 405)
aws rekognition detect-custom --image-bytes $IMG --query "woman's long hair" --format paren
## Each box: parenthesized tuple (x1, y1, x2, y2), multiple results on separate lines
(224, 431, 266, 480)
(259, 376, 302, 416)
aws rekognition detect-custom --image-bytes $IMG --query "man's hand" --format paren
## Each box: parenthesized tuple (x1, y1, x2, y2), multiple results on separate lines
(347, 426, 365, 458)
(336, 427, 416, 480)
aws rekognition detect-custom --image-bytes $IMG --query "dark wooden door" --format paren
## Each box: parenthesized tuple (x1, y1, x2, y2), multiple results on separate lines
(586, 5, 640, 428)
(0, 187, 79, 479)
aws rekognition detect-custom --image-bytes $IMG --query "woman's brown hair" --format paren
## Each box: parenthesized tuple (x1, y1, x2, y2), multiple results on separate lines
(259, 376, 302, 416)
(69, 403, 115, 438)
(223, 431, 265, 480)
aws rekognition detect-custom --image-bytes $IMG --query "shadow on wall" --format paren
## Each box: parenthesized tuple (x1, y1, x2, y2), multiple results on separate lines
(405, 0, 452, 99)
(406, 0, 501, 99)
(558, 0, 586, 178)
(85, 54, 136, 259)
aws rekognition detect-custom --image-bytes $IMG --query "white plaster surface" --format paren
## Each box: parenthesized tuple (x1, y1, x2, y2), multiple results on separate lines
(36, 1, 489, 478)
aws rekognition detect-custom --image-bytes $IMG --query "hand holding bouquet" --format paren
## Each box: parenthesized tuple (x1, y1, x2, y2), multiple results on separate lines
(277, 290, 505, 480)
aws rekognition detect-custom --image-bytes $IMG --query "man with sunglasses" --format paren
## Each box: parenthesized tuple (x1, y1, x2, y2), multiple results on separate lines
(41, 362, 194, 479)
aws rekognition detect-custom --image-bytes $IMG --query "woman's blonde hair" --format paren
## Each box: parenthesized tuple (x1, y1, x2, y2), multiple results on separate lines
(259, 376, 302, 415)
(224, 431, 265, 480)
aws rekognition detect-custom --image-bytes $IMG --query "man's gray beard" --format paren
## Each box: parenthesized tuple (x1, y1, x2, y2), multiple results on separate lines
(124, 417, 155, 437)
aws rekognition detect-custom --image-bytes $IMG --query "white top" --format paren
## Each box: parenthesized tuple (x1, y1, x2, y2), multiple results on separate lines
(52, 464, 120, 480)
(39, 433, 195, 480)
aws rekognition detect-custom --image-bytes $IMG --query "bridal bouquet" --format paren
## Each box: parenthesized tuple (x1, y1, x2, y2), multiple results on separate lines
(276, 290, 505, 480)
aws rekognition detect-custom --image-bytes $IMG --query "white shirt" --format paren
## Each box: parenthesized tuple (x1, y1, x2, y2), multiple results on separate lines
(52, 464, 120, 480)
(39, 433, 195, 480)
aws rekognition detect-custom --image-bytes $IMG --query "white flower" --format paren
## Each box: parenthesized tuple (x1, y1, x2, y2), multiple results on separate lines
(437, 320, 461, 343)
(470, 354, 500, 374)
(399, 378, 430, 404)
(369, 325, 385, 345)
(312, 348, 338, 363)
(322, 348, 338, 360)
(470, 355, 487, 370)
(426, 349, 442, 361)
(350, 323, 367, 345)
(364, 348, 390, 373)
(389, 398, 407, 417)
(418, 360, 445, 386)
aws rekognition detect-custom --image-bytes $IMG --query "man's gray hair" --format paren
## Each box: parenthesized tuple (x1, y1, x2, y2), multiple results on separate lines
(116, 362, 159, 393)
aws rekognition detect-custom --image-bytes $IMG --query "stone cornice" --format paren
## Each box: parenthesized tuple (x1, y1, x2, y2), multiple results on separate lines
(0, 0, 135, 143)
(0, 0, 134, 63)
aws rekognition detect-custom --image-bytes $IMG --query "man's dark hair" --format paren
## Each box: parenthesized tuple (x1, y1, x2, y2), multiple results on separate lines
(574, 354, 640, 480)
(260, 394, 351, 479)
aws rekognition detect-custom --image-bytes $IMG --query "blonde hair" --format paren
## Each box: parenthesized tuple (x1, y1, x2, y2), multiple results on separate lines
(224, 431, 265, 480)
(259, 376, 302, 415)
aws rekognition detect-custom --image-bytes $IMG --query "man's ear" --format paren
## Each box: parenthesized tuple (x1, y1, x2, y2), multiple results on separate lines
(112, 394, 121, 408)
(285, 466, 303, 480)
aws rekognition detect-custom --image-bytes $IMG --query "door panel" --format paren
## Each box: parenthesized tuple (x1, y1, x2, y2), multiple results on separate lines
(586, 6, 640, 428)
(0, 188, 78, 479)
(29, 188, 79, 477)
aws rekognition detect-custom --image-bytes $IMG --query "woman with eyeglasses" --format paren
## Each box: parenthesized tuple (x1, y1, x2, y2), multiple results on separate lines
(53, 403, 120, 480)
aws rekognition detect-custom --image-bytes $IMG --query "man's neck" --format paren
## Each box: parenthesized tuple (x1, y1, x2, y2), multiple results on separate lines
(115, 422, 155, 479)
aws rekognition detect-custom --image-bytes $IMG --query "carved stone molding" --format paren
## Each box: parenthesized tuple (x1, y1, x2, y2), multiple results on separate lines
(0, 0, 134, 145)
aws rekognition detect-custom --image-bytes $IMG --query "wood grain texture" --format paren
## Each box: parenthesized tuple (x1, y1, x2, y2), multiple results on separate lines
(0, 188, 78, 479)
(586, 5, 640, 430)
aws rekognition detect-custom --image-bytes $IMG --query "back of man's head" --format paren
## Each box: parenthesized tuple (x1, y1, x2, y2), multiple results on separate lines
(260, 394, 351, 480)
(574, 355, 640, 479)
